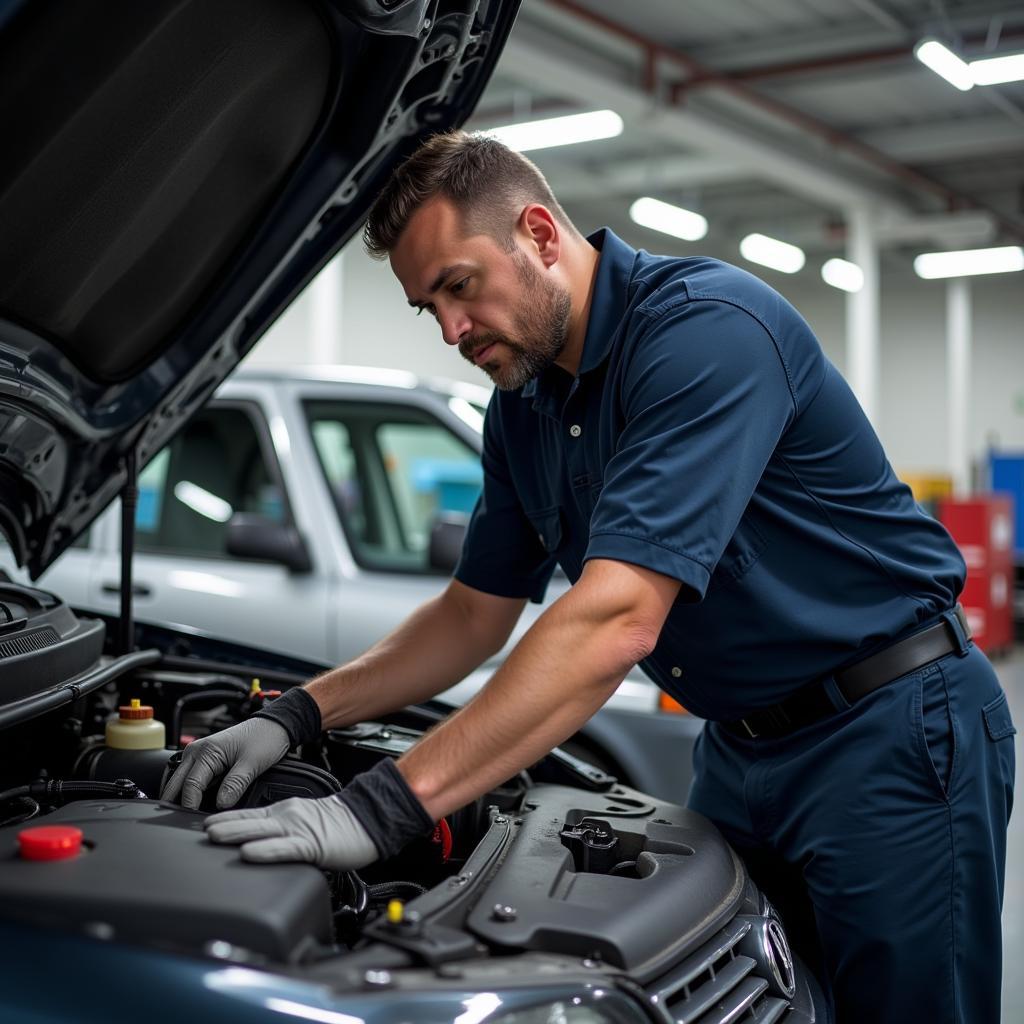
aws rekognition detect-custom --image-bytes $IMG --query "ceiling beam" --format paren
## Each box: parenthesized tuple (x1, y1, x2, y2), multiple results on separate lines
(495, 25, 910, 217)
(860, 115, 1024, 164)
(540, 154, 752, 201)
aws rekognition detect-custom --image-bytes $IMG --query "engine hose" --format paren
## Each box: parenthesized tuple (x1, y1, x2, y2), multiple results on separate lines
(0, 797, 40, 827)
(169, 689, 247, 748)
(366, 880, 428, 901)
(333, 871, 370, 920)
(0, 778, 142, 806)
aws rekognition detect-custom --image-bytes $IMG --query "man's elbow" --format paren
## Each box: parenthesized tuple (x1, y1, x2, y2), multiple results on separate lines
(613, 619, 660, 671)
(573, 559, 679, 673)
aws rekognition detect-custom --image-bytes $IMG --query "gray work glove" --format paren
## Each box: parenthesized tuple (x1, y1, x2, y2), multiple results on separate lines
(161, 687, 322, 810)
(204, 795, 379, 869)
(161, 717, 291, 810)
(204, 758, 435, 867)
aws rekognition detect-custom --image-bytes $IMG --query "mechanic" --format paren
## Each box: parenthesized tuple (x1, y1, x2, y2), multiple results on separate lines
(163, 132, 1015, 1023)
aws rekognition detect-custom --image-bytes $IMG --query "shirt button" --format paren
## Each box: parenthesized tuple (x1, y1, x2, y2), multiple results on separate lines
(671, 667, 682, 678)
(569, 424, 582, 438)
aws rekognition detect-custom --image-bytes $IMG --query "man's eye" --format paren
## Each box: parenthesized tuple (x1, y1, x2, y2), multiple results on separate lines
(451, 277, 469, 295)
(416, 305, 437, 318)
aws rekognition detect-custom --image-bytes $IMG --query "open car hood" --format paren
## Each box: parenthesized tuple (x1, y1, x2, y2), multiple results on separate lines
(0, 0, 519, 576)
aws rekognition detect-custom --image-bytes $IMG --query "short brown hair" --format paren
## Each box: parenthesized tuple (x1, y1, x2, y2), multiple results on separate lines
(363, 130, 578, 259)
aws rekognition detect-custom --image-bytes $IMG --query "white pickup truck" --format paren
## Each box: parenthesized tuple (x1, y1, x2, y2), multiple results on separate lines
(19, 365, 702, 800)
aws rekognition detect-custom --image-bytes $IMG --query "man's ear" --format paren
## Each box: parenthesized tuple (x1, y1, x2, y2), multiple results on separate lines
(518, 204, 560, 269)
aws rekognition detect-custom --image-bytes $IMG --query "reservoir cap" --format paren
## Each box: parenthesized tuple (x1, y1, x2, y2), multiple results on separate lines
(119, 698, 153, 720)
(19, 825, 83, 861)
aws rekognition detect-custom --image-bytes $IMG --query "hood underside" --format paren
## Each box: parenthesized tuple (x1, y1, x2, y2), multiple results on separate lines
(0, 0, 519, 576)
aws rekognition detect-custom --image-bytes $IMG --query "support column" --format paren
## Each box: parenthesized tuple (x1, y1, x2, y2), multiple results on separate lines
(946, 277, 972, 496)
(845, 206, 881, 428)
(310, 251, 344, 364)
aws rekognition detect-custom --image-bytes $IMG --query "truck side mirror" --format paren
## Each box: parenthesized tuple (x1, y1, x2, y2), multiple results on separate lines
(225, 514, 313, 574)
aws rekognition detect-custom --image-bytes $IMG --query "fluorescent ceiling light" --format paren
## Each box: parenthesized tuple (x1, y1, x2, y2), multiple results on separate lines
(739, 233, 805, 274)
(914, 39, 974, 90)
(970, 52, 1024, 85)
(913, 246, 1024, 279)
(174, 481, 233, 522)
(629, 197, 708, 241)
(483, 110, 623, 152)
(821, 258, 864, 293)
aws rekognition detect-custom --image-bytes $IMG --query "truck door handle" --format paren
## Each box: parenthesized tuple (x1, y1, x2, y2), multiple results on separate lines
(101, 581, 152, 597)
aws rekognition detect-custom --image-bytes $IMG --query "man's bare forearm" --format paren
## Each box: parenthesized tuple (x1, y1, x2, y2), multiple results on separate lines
(397, 560, 681, 821)
(306, 582, 525, 730)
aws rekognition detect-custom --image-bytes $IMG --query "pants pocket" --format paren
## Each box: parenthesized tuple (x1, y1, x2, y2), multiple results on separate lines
(981, 690, 1016, 824)
(917, 666, 956, 800)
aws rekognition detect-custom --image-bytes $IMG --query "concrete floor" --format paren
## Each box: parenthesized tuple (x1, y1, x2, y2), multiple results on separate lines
(1000, 646, 1023, 1023)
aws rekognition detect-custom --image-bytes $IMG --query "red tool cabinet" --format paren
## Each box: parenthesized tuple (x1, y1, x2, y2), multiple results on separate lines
(938, 495, 1015, 655)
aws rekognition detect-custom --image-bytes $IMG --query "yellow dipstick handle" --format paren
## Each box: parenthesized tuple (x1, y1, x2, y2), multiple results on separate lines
(386, 900, 404, 925)
(250, 678, 261, 694)
(130, 698, 141, 709)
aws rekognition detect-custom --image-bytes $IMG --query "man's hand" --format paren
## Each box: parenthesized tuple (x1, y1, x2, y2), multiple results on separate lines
(161, 687, 322, 810)
(161, 717, 291, 809)
(204, 795, 379, 869)
(204, 758, 435, 868)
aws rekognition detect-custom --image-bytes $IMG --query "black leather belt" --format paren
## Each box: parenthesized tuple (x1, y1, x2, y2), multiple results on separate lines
(721, 605, 971, 741)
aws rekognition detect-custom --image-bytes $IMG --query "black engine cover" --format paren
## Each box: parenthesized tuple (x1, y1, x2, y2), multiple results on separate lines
(0, 799, 331, 962)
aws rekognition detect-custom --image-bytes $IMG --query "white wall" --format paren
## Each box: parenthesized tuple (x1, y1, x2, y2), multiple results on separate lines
(251, 244, 470, 383)
(247, 236, 1024, 480)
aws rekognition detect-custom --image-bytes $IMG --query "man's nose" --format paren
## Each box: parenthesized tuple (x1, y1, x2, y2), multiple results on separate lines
(438, 307, 472, 347)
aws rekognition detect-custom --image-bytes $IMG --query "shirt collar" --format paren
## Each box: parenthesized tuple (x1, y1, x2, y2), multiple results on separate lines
(577, 227, 636, 375)
(521, 227, 636, 412)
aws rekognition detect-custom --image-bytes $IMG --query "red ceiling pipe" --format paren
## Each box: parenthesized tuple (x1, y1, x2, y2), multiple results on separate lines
(702, 30, 1024, 84)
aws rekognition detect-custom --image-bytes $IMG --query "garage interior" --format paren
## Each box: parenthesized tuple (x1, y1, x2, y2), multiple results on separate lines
(251, 2, 1024, 1018)
(0, 0, 1020, 1019)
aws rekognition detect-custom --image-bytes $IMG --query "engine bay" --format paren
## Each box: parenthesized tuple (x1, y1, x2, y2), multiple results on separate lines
(0, 579, 750, 986)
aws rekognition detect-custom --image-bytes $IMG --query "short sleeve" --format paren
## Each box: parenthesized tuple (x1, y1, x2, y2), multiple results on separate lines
(586, 299, 795, 600)
(454, 399, 558, 602)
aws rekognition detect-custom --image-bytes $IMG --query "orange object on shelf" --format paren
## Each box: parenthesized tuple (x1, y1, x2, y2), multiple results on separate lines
(659, 692, 690, 714)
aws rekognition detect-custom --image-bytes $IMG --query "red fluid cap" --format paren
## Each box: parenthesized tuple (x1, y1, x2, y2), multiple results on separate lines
(18, 825, 83, 861)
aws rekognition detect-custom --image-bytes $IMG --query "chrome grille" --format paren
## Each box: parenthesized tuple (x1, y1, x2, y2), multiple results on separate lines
(646, 917, 791, 1024)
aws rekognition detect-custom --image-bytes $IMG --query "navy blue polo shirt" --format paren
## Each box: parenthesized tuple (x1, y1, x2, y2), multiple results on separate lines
(454, 228, 965, 719)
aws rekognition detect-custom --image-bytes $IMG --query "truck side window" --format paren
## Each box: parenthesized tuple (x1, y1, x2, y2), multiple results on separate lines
(305, 400, 481, 573)
(135, 405, 286, 559)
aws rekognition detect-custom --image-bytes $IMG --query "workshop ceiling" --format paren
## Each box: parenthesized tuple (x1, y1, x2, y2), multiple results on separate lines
(465, 0, 1024, 274)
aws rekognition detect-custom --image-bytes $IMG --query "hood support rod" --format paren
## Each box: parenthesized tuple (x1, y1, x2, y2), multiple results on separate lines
(118, 449, 138, 656)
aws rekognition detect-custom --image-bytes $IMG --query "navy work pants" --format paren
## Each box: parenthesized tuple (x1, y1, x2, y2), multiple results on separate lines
(688, 623, 1015, 1023)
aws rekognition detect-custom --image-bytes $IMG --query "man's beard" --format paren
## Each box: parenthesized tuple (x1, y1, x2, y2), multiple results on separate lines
(459, 252, 571, 391)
